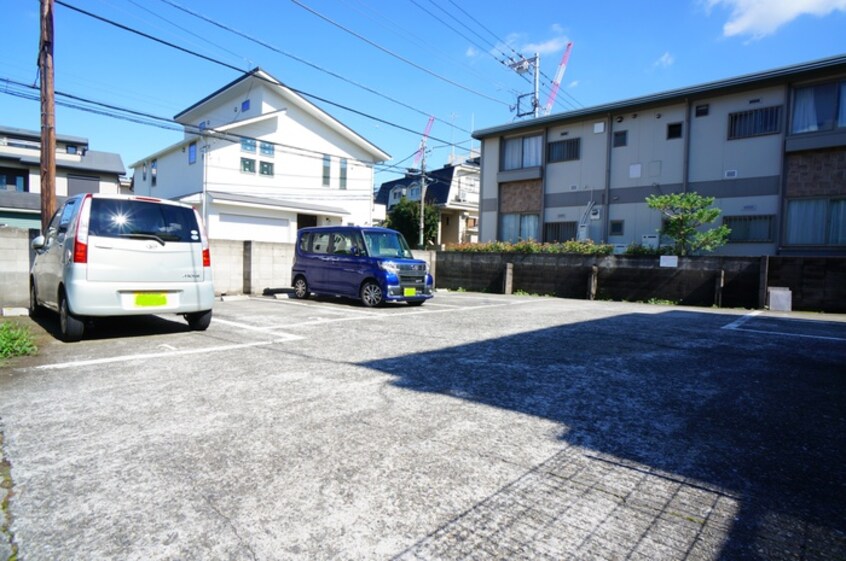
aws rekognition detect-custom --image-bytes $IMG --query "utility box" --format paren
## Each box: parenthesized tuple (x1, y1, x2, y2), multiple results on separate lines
(767, 287, 792, 312)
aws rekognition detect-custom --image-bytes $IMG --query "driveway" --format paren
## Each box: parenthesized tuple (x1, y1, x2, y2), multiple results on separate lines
(1, 293, 845, 560)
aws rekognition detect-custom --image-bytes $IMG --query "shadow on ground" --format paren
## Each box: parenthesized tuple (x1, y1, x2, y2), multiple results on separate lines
(364, 310, 846, 560)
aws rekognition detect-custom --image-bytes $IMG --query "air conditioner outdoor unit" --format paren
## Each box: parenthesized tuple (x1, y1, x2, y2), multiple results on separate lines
(589, 207, 601, 220)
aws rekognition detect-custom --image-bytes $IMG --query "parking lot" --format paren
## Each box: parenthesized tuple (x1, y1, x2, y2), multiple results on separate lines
(1, 292, 845, 560)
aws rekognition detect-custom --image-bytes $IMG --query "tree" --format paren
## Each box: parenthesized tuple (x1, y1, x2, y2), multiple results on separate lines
(384, 197, 440, 249)
(645, 192, 730, 256)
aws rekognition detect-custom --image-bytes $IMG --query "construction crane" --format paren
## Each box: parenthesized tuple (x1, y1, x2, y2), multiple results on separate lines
(542, 42, 574, 117)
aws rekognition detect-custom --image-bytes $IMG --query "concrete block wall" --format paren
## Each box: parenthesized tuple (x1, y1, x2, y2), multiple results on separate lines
(0, 228, 33, 308)
(209, 240, 245, 296)
(247, 241, 295, 294)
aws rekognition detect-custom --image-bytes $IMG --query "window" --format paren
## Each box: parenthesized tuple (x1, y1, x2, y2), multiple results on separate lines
(502, 134, 542, 170)
(241, 157, 256, 173)
(695, 104, 710, 117)
(340, 158, 348, 190)
(260, 142, 275, 156)
(188, 142, 197, 165)
(66, 145, 78, 155)
(724, 215, 774, 243)
(544, 221, 577, 242)
(785, 199, 846, 245)
(609, 220, 625, 236)
(613, 130, 627, 147)
(151, 159, 157, 187)
(1, 168, 27, 192)
(667, 123, 683, 139)
(241, 99, 250, 112)
(500, 213, 539, 243)
(259, 161, 274, 176)
(727, 105, 782, 139)
(241, 138, 256, 153)
(322, 154, 331, 186)
(547, 138, 581, 162)
(791, 81, 846, 133)
(311, 232, 331, 254)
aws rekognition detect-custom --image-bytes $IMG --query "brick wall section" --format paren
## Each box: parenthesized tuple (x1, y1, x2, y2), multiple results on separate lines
(785, 148, 846, 197)
(499, 180, 542, 213)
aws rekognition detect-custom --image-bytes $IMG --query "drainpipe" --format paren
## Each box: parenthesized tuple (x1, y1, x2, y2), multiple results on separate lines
(603, 113, 612, 242)
(683, 98, 691, 193)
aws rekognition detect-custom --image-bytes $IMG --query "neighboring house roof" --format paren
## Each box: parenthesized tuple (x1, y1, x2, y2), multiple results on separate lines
(375, 160, 480, 207)
(2, 150, 125, 176)
(180, 190, 350, 217)
(473, 53, 846, 139)
(174, 68, 390, 162)
(0, 125, 87, 146)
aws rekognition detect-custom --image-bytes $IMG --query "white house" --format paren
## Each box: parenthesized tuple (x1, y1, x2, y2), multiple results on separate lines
(130, 68, 390, 242)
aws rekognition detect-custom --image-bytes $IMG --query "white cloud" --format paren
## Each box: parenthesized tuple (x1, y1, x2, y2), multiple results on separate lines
(551, 23, 565, 34)
(654, 51, 675, 68)
(522, 36, 569, 56)
(567, 80, 580, 89)
(705, 0, 846, 39)
(465, 46, 478, 58)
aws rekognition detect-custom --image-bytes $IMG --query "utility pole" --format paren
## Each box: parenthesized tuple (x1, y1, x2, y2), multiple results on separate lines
(418, 154, 427, 249)
(509, 53, 540, 119)
(39, 0, 56, 233)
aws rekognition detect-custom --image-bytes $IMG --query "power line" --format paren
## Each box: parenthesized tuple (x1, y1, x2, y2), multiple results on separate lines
(53, 0, 462, 147)
(0, 78, 421, 176)
(157, 0, 473, 136)
(288, 0, 510, 107)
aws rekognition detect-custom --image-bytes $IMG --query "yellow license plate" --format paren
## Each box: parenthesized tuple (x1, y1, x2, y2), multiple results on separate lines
(135, 293, 168, 307)
(403, 288, 417, 297)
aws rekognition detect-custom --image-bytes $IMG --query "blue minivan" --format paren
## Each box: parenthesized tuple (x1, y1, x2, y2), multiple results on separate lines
(291, 226, 434, 307)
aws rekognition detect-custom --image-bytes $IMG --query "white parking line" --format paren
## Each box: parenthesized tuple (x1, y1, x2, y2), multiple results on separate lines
(722, 310, 846, 341)
(36, 334, 302, 371)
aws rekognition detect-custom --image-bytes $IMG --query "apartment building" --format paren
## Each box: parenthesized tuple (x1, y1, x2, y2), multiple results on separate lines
(472, 55, 846, 256)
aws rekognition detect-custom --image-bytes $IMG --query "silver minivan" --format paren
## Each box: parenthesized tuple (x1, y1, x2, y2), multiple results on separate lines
(30, 193, 215, 341)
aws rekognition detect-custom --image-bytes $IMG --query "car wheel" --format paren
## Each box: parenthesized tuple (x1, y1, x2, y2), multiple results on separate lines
(293, 276, 310, 299)
(186, 309, 212, 331)
(29, 281, 45, 318)
(360, 281, 384, 308)
(59, 291, 84, 342)
(407, 300, 425, 307)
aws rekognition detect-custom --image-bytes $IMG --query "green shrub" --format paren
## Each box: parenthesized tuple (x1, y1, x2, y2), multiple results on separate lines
(447, 240, 613, 255)
(0, 321, 37, 359)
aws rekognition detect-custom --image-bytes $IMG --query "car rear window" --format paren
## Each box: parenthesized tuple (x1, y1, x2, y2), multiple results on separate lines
(88, 199, 200, 243)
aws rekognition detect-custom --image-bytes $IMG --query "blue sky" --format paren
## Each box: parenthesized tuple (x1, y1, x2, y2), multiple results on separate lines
(2, 0, 846, 183)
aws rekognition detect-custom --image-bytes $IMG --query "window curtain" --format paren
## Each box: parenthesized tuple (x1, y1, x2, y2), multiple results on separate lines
(503, 139, 522, 170)
(500, 213, 519, 243)
(785, 200, 827, 244)
(829, 200, 846, 245)
(791, 87, 818, 133)
(522, 136, 542, 167)
(519, 214, 539, 241)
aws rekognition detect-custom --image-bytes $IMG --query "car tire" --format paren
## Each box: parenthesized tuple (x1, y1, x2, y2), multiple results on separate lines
(293, 276, 310, 299)
(360, 281, 384, 308)
(186, 309, 212, 331)
(29, 281, 45, 318)
(59, 291, 84, 342)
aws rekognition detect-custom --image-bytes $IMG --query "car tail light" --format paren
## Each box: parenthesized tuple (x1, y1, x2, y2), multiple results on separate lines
(194, 209, 211, 267)
(72, 194, 93, 264)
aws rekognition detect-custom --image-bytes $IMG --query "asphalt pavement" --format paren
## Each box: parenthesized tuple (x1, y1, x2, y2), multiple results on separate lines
(1, 293, 845, 560)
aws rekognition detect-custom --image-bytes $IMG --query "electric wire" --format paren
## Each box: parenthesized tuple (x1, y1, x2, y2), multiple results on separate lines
(288, 0, 510, 107)
(53, 0, 461, 148)
(157, 0, 473, 136)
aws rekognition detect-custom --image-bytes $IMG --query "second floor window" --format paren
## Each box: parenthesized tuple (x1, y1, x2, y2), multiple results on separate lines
(322, 155, 331, 186)
(791, 81, 846, 134)
(260, 142, 275, 156)
(728, 106, 782, 140)
(241, 138, 256, 153)
(241, 158, 256, 173)
(547, 138, 581, 162)
(188, 142, 197, 165)
(340, 158, 348, 190)
(502, 134, 542, 170)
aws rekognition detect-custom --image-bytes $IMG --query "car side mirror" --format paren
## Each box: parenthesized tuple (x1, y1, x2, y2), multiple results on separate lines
(31, 235, 46, 250)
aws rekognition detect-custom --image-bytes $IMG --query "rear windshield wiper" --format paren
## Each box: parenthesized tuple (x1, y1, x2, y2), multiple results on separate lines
(119, 233, 166, 246)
